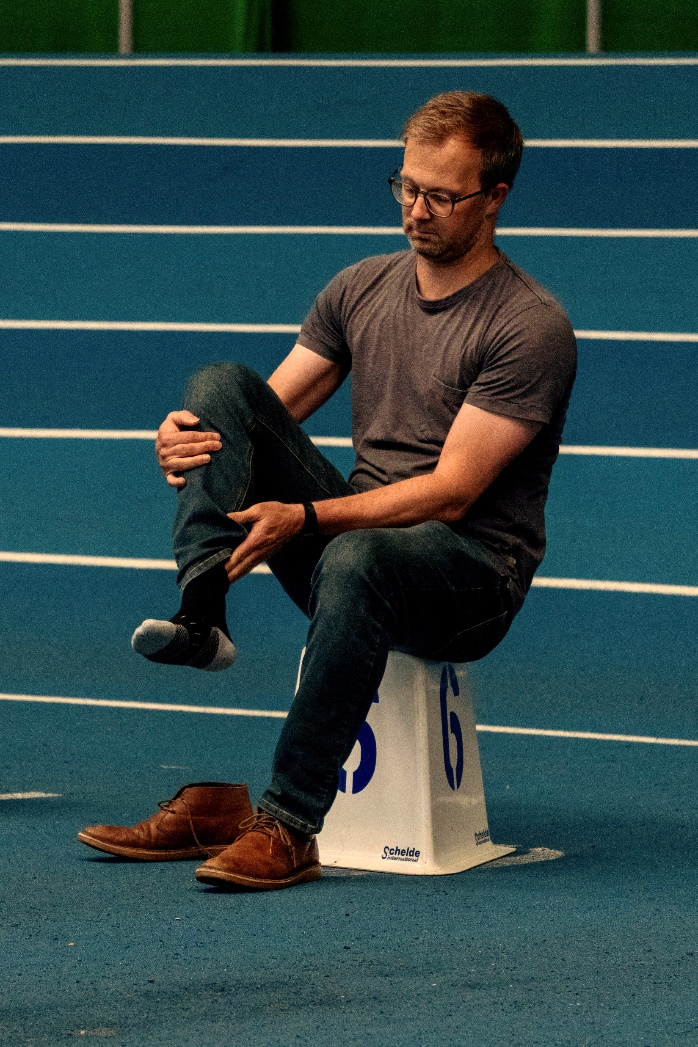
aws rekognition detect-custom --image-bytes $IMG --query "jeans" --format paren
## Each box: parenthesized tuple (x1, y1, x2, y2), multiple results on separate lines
(173, 362, 516, 835)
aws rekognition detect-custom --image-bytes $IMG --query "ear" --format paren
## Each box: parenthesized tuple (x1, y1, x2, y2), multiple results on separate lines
(484, 182, 510, 217)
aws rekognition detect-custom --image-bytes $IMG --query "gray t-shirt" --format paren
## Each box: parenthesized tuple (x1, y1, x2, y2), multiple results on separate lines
(298, 249, 577, 610)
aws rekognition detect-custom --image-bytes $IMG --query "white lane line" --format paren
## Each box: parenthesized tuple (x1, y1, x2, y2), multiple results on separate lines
(0, 551, 272, 572)
(4, 431, 697, 459)
(310, 436, 353, 447)
(0, 428, 159, 439)
(525, 139, 698, 148)
(0, 429, 355, 446)
(0, 319, 302, 333)
(0, 791, 62, 800)
(0, 223, 405, 235)
(0, 136, 696, 148)
(0, 136, 402, 147)
(0, 551, 177, 569)
(530, 577, 698, 597)
(0, 693, 287, 718)
(0, 553, 694, 595)
(558, 446, 698, 459)
(575, 330, 698, 342)
(2, 223, 698, 238)
(1, 692, 696, 747)
(0, 320, 696, 342)
(1, 57, 697, 67)
(477, 724, 698, 747)
(498, 228, 698, 237)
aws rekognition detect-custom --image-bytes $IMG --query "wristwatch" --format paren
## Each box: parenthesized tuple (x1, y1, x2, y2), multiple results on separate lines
(299, 501, 320, 538)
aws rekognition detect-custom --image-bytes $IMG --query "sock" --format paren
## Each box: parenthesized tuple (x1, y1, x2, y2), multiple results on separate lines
(179, 563, 231, 637)
(131, 562, 236, 672)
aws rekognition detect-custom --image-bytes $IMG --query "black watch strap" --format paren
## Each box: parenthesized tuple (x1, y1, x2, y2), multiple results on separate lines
(300, 501, 320, 538)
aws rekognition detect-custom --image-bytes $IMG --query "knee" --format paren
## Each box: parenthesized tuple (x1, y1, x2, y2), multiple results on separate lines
(184, 362, 264, 414)
(311, 530, 395, 607)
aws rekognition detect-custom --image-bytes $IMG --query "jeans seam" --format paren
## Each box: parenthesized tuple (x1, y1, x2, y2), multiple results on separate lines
(431, 610, 510, 658)
(231, 421, 255, 512)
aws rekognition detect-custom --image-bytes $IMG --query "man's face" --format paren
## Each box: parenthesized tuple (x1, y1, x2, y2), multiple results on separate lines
(400, 135, 502, 265)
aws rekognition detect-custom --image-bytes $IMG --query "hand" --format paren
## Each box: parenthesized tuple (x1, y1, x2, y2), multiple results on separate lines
(155, 410, 222, 488)
(225, 502, 305, 583)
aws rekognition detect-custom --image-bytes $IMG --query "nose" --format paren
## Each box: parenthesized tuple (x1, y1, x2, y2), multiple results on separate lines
(409, 191, 432, 219)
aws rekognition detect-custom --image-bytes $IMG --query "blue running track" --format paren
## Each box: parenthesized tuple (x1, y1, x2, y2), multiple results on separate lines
(0, 55, 696, 1047)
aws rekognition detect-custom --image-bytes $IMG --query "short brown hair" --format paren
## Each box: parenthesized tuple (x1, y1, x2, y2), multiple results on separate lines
(401, 91, 524, 190)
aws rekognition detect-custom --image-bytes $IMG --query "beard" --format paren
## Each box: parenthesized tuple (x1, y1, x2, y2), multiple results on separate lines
(403, 217, 485, 265)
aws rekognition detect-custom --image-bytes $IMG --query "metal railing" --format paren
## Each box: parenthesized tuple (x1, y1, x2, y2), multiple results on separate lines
(586, 0, 602, 52)
(119, 0, 132, 54)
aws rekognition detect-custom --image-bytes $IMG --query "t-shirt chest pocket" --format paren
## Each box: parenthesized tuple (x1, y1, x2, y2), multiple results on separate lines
(421, 374, 469, 439)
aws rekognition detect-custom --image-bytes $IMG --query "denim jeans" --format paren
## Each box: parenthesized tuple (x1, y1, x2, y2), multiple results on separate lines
(173, 362, 516, 835)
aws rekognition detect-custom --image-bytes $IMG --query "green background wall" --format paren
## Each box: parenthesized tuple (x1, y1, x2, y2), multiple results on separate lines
(0, 0, 696, 53)
(279, 0, 587, 53)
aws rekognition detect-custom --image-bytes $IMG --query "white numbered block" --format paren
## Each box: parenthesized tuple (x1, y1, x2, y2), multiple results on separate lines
(314, 651, 515, 875)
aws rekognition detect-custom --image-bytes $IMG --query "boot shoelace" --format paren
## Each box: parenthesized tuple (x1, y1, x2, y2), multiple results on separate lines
(156, 798, 305, 860)
(237, 811, 298, 850)
(157, 794, 227, 860)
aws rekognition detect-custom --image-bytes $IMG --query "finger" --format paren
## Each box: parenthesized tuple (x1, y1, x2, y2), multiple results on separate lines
(158, 433, 221, 451)
(166, 473, 186, 489)
(226, 501, 287, 524)
(159, 438, 222, 460)
(162, 453, 213, 473)
(226, 508, 259, 525)
(225, 548, 266, 583)
(157, 442, 221, 473)
(164, 410, 200, 428)
(224, 528, 274, 576)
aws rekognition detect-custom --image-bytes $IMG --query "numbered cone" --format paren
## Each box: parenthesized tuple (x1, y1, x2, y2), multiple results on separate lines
(311, 651, 515, 874)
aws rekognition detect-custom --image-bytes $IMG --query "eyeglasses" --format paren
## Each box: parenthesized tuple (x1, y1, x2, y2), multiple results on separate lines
(388, 169, 484, 217)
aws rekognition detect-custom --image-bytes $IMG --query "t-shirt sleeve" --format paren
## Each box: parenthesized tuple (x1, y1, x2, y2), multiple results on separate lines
(463, 303, 577, 426)
(297, 269, 354, 372)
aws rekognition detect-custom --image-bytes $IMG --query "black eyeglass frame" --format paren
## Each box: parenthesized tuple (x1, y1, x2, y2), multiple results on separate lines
(388, 168, 485, 217)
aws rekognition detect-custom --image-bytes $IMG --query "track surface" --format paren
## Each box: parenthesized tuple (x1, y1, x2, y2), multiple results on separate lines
(0, 56, 696, 1047)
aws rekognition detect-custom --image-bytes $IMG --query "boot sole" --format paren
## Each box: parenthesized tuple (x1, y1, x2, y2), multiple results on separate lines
(77, 832, 231, 861)
(195, 863, 322, 890)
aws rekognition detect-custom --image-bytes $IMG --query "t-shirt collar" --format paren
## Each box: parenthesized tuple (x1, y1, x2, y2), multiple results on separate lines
(412, 249, 507, 312)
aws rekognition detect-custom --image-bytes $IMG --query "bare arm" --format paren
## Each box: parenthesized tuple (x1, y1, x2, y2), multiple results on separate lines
(268, 343, 345, 422)
(312, 403, 540, 532)
(156, 344, 343, 487)
(225, 402, 541, 581)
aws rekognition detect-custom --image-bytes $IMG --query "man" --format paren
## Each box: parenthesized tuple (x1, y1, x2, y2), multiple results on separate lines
(78, 91, 576, 891)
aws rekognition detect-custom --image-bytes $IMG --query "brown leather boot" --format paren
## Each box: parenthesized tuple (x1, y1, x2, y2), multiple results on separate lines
(77, 783, 254, 860)
(195, 811, 322, 890)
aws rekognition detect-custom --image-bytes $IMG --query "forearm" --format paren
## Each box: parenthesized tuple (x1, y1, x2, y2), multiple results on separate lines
(310, 406, 540, 536)
(313, 473, 470, 536)
(223, 405, 539, 583)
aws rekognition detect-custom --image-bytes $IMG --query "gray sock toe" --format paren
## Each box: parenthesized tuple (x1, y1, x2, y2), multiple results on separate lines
(131, 619, 180, 656)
